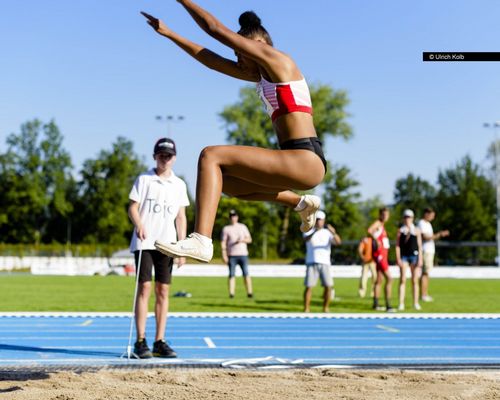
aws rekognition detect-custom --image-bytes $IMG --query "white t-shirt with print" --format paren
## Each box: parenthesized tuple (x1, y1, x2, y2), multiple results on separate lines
(417, 219, 435, 253)
(304, 228, 334, 265)
(129, 169, 189, 252)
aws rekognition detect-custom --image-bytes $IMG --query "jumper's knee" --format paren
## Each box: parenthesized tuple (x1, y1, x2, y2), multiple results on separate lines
(198, 145, 221, 167)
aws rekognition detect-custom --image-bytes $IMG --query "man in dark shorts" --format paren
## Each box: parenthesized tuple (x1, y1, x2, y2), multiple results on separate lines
(128, 138, 189, 358)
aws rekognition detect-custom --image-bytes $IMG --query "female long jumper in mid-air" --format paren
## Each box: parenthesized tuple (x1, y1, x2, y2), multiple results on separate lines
(141, 0, 327, 263)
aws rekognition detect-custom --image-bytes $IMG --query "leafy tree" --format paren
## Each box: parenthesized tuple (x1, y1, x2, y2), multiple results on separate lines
(358, 196, 385, 228)
(219, 83, 352, 257)
(73, 137, 146, 246)
(486, 139, 500, 170)
(0, 119, 73, 243)
(322, 164, 363, 240)
(435, 156, 495, 241)
(393, 173, 437, 220)
(213, 197, 281, 260)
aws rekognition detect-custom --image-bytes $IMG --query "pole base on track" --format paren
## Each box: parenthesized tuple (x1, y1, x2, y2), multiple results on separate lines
(120, 345, 141, 360)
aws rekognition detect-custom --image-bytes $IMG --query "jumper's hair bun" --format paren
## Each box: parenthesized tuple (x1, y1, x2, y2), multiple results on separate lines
(239, 11, 261, 29)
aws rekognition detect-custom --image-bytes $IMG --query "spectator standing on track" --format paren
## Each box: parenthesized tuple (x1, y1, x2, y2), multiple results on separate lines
(221, 209, 253, 299)
(128, 138, 190, 359)
(417, 208, 450, 302)
(368, 207, 395, 312)
(303, 210, 341, 313)
(395, 209, 423, 311)
(358, 235, 377, 298)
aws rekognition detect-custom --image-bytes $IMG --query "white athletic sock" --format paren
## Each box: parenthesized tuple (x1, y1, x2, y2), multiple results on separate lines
(191, 232, 212, 246)
(294, 196, 307, 211)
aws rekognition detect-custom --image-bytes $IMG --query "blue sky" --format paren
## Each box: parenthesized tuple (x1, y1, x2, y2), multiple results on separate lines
(1, 0, 499, 203)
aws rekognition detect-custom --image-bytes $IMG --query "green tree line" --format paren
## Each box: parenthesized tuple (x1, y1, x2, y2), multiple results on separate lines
(0, 83, 496, 262)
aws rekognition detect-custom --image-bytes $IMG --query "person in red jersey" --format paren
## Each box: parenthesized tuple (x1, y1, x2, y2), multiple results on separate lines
(368, 207, 395, 312)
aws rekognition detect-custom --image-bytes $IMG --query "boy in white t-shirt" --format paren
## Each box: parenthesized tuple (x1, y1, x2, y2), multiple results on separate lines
(128, 138, 190, 359)
(303, 210, 341, 313)
(417, 208, 449, 302)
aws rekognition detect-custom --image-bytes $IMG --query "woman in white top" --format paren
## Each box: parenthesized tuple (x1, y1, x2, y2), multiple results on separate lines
(417, 208, 449, 302)
(141, 0, 326, 262)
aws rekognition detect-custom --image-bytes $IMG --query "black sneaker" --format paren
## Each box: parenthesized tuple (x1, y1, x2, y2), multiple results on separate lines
(247, 293, 253, 298)
(134, 338, 153, 359)
(153, 340, 177, 358)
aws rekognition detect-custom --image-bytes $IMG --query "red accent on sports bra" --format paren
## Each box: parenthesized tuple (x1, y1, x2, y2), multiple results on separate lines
(257, 77, 313, 122)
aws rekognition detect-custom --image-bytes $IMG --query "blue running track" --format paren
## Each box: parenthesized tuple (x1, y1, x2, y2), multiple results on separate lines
(1, 313, 500, 369)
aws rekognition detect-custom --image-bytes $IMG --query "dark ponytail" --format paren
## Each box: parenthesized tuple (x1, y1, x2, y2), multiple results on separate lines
(237, 11, 273, 46)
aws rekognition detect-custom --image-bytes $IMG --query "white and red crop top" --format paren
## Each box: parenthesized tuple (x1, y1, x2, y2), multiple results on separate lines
(256, 76, 313, 122)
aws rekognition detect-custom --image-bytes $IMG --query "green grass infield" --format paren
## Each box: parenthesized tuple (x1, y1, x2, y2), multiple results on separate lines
(1, 275, 499, 313)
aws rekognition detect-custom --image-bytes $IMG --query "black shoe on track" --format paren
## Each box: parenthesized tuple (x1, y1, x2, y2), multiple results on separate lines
(153, 340, 177, 358)
(134, 338, 153, 359)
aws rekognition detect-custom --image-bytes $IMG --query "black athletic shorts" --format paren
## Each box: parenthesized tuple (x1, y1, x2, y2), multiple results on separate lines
(279, 137, 327, 172)
(134, 250, 173, 284)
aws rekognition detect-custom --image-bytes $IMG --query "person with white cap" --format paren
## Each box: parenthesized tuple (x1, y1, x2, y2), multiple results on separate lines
(302, 210, 341, 313)
(395, 209, 423, 311)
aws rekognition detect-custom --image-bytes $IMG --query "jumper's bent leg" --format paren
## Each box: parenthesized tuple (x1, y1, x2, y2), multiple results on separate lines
(194, 145, 324, 237)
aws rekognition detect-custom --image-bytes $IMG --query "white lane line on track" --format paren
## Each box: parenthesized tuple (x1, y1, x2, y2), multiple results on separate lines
(376, 325, 400, 333)
(1, 340, 500, 349)
(2, 336, 500, 342)
(7, 345, 496, 350)
(3, 329, 500, 334)
(1, 312, 500, 319)
(0, 346, 210, 350)
(204, 337, 216, 348)
(79, 320, 93, 327)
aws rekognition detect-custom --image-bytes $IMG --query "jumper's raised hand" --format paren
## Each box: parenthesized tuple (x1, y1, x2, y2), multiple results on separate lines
(140, 11, 170, 36)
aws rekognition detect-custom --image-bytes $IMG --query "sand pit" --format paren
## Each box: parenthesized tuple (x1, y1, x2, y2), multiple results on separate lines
(1, 368, 499, 400)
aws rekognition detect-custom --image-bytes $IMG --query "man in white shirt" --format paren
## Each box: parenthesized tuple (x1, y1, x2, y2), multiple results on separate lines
(221, 209, 253, 299)
(417, 208, 449, 302)
(128, 138, 189, 358)
(303, 210, 341, 313)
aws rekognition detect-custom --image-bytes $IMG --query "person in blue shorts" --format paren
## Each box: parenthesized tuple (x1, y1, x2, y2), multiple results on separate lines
(221, 210, 253, 299)
(395, 209, 423, 311)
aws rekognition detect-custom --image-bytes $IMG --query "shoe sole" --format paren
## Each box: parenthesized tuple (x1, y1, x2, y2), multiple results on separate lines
(153, 352, 177, 358)
(300, 196, 321, 233)
(155, 241, 211, 263)
(135, 353, 153, 359)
